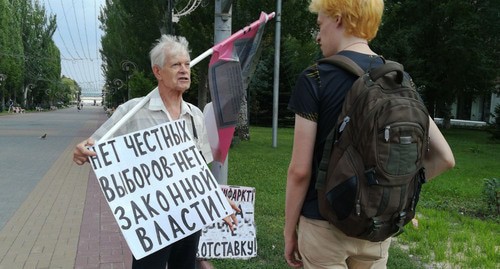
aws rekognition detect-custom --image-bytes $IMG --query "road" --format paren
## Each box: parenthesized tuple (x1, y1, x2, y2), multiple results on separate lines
(0, 106, 132, 268)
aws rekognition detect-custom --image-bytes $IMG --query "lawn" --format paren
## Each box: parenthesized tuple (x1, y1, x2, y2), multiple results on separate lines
(209, 127, 499, 269)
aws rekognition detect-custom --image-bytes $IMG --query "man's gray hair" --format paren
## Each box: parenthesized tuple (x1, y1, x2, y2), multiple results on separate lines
(150, 35, 190, 69)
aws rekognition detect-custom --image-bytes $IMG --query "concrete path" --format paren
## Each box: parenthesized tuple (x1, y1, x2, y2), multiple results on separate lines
(0, 106, 132, 268)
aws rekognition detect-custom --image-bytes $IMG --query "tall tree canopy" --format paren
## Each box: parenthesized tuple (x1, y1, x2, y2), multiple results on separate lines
(372, 0, 499, 120)
(0, 0, 66, 110)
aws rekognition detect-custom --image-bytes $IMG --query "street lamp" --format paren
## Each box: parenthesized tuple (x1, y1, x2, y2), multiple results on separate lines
(25, 84, 35, 108)
(113, 78, 125, 103)
(121, 60, 137, 100)
(113, 78, 124, 89)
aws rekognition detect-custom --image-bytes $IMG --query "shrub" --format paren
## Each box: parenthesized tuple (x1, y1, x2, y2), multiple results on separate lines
(482, 178, 500, 217)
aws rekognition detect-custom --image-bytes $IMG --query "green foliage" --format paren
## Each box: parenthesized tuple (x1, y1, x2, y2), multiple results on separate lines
(0, 0, 66, 109)
(482, 178, 500, 216)
(373, 0, 500, 119)
(0, 0, 24, 110)
(129, 71, 155, 99)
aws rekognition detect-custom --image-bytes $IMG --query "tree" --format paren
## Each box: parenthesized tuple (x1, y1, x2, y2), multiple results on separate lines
(61, 76, 81, 103)
(0, 0, 24, 110)
(16, 0, 60, 108)
(100, 0, 180, 104)
(372, 0, 500, 124)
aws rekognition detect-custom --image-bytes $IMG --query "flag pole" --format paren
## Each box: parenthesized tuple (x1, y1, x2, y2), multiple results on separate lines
(99, 12, 275, 141)
(212, 12, 275, 50)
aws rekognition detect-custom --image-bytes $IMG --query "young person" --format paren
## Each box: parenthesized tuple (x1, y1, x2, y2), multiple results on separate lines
(283, 1, 455, 268)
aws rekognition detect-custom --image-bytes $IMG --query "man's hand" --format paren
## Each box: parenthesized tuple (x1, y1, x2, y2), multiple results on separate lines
(73, 138, 97, 165)
(222, 198, 241, 232)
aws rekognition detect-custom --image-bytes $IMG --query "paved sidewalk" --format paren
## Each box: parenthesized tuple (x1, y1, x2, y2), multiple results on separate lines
(0, 107, 132, 268)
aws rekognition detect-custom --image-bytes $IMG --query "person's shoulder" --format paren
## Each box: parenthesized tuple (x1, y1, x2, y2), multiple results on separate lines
(185, 102, 203, 115)
(296, 62, 322, 82)
(120, 97, 146, 109)
(339, 51, 383, 66)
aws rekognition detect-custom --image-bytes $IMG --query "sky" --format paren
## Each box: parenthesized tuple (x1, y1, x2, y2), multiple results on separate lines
(41, 0, 106, 97)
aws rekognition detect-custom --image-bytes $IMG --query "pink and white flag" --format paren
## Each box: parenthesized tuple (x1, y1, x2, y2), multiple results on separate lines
(207, 12, 275, 163)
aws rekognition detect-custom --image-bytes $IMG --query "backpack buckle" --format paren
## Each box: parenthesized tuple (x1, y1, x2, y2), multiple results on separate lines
(396, 211, 407, 228)
(418, 167, 427, 184)
(365, 168, 378, 185)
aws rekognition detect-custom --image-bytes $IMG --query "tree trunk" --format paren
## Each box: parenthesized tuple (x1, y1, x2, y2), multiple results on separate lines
(442, 104, 452, 129)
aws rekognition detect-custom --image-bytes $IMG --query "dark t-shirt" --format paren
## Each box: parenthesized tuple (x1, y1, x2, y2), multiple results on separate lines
(288, 51, 384, 219)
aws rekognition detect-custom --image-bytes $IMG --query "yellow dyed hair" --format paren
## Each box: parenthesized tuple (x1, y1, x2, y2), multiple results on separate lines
(309, 0, 384, 41)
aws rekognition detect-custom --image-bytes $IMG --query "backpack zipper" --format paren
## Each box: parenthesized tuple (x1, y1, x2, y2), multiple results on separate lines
(384, 126, 391, 142)
(346, 147, 363, 217)
(339, 116, 350, 133)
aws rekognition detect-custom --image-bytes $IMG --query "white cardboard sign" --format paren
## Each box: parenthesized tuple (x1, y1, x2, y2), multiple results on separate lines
(198, 185, 257, 259)
(88, 120, 232, 259)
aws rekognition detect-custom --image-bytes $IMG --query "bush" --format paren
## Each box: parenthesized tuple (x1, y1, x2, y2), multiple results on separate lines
(482, 178, 500, 217)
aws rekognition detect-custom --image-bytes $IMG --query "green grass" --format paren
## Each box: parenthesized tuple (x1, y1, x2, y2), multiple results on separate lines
(209, 127, 499, 268)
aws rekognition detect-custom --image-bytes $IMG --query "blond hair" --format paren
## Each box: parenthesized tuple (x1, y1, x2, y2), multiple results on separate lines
(309, 0, 384, 41)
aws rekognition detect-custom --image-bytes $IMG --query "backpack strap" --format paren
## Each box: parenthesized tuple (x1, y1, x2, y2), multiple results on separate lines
(370, 60, 404, 84)
(316, 122, 336, 189)
(316, 55, 364, 190)
(319, 55, 405, 86)
(316, 55, 363, 190)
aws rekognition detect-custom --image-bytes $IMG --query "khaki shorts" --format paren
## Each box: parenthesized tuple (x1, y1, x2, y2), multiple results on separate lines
(298, 216, 391, 269)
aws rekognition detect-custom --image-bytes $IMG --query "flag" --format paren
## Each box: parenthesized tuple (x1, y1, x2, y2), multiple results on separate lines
(207, 11, 275, 163)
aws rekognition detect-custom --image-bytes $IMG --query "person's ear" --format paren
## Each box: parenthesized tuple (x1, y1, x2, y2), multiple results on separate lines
(152, 65, 162, 80)
(334, 15, 342, 27)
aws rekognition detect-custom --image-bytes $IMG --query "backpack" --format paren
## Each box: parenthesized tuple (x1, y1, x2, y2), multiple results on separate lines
(315, 55, 430, 242)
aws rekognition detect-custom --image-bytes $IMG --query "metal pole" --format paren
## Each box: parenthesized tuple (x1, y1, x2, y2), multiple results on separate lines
(211, 0, 232, 185)
(272, 0, 282, 148)
(168, 0, 175, 34)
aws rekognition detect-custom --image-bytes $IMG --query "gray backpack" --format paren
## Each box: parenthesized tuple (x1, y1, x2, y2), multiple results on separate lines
(316, 55, 430, 242)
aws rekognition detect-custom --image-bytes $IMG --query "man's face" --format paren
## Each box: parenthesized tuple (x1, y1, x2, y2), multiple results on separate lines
(155, 51, 191, 92)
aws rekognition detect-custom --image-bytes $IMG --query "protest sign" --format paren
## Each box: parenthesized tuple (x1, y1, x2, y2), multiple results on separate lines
(198, 185, 257, 259)
(88, 119, 232, 259)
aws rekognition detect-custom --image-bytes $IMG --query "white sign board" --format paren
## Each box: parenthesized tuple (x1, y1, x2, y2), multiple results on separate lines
(198, 185, 257, 259)
(89, 120, 232, 259)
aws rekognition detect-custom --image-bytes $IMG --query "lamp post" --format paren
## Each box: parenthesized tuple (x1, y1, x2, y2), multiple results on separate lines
(121, 60, 137, 100)
(113, 78, 125, 104)
(25, 84, 35, 108)
(0, 74, 7, 112)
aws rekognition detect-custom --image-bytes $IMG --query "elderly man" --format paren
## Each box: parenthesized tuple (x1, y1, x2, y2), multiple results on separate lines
(73, 35, 237, 269)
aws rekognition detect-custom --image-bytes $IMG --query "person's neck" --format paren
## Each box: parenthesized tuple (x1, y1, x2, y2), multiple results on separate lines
(159, 89, 183, 119)
(339, 38, 375, 55)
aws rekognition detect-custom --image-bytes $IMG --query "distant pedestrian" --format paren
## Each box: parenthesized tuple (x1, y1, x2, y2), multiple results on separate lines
(8, 99, 13, 113)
